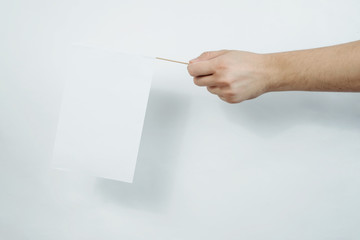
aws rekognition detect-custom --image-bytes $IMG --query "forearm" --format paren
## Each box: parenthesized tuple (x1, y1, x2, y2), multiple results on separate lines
(267, 41, 360, 92)
(187, 41, 360, 104)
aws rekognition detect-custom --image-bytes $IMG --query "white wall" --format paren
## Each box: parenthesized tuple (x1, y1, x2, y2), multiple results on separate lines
(1, 0, 360, 239)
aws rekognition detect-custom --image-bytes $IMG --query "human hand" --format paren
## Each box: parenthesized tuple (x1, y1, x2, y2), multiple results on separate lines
(187, 50, 276, 103)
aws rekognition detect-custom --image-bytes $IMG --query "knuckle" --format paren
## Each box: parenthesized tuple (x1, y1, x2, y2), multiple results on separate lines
(221, 91, 239, 103)
(207, 88, 214, 94)
(207, 86, 217, 94)
(217, 63, 228, 71)
(218, 78, 232, 86)
(202, 51, 212, 58)
(193, 78, 202, 86)
(215, 58, 228, 71)
(223, 90, 236, 98)
(226, 78, 234, 85)
(226, 98, 238, 104)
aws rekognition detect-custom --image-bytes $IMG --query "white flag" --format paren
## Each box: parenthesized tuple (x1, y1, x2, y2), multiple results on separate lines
(52, 45, 154, 183)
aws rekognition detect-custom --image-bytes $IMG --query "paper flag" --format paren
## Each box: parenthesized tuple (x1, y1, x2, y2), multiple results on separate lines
(52, 45, 154, 182)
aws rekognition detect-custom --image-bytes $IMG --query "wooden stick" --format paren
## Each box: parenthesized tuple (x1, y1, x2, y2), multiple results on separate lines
(156, 57, 188, 65)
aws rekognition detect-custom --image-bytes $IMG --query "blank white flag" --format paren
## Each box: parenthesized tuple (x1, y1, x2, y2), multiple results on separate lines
(52, 45, 154, 182)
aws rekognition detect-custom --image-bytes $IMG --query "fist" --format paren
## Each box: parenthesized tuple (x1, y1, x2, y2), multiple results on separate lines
(187, 50, 274, 103)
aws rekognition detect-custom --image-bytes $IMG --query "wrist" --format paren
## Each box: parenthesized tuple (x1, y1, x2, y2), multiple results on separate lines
(262, 52, 290, 92)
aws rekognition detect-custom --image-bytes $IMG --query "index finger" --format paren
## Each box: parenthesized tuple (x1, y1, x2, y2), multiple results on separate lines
(187, 60, 215, 77)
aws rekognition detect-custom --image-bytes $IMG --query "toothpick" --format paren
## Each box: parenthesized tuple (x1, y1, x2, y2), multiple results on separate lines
(156, 57, 188, 65)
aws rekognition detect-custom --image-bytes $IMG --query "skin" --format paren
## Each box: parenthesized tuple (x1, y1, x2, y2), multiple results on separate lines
(187, 40, 360, 103)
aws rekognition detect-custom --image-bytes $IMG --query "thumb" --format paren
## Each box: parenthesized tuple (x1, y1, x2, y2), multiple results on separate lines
(189, 50, 227, 63)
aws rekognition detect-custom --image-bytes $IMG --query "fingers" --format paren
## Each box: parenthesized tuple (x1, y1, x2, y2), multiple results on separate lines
(208, 86, 242, 104)
(219, 96, 226, 101)
(187, 60, 215, 77)
(193, 75, 218, 87)
(187, 50, 228, 77)
(207, 86, 222, 95)
(189, 50, 227, 63)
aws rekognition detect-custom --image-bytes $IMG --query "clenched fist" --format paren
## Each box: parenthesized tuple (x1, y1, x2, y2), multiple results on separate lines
(187, 41, 360, 103)
(187, 50, 276, 103)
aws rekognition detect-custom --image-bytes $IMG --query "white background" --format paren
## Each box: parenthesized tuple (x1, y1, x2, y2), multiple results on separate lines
(1, 0, 360, 239)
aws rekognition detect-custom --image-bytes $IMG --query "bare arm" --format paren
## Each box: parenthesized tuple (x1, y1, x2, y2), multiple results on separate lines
(187, 41, 360, 103)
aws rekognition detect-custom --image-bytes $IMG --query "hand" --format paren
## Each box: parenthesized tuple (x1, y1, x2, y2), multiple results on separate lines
(187, 50, 275, 103)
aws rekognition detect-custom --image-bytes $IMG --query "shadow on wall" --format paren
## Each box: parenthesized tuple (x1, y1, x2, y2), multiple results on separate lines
(94, 88, 190, 212)
(220, 91, 360, 137)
